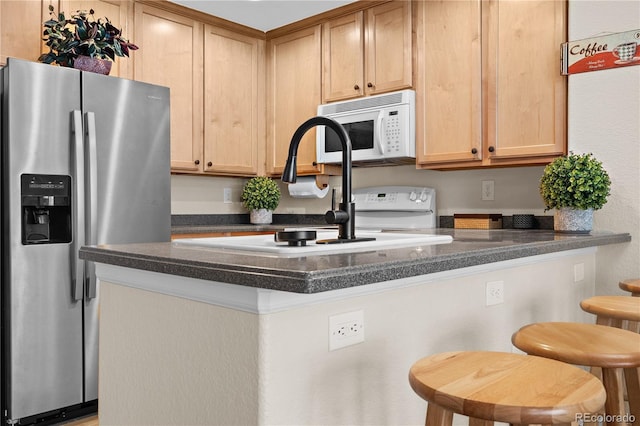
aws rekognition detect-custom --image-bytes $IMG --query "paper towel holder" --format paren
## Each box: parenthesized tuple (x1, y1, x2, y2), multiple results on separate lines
(315, 175, 329, 190)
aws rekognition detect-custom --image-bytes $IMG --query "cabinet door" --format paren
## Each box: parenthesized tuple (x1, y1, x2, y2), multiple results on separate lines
(204, 25, 262, 176)
(0, 1, 48, 65)
(322, 12, 364, 102)
(365, 1, 412, 95)
(415, 0, 482, 166)
(134, 4, 203, 172)
(485, 0, 566, 161)
(60, 0, 133, 79)
(266, 26, 322, 176)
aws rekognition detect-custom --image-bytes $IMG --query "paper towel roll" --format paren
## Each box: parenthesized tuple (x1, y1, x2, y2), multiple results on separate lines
(288, 176, 330, 199)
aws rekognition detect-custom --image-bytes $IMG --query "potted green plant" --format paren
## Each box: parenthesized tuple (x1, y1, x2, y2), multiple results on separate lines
(539, 152, 611, 233)
(38, 5, 138, 75)
(242, 176, 281, 224)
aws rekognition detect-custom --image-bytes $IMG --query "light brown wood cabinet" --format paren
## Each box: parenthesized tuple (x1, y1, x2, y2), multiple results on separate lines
(266, 25, 324, 177)
(0, 1, 49, 66)
(134, 3, 204, 173)
(322, 1, 412, 103)
(203, 25, 264, 176)
(415, 0, 567, 170)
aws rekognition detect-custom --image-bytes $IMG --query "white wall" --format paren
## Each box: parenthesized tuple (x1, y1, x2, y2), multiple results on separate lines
(171, 0, 640, 294)
(568, 0, 640, 295)
(171, 165, 549, 217)
(97, 250, 597, 425)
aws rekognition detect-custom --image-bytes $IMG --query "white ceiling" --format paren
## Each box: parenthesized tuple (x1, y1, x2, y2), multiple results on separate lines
(168, 0, 357, 32)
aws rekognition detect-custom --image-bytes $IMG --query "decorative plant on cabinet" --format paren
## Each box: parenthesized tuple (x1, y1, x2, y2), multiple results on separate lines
(38, 5, 137, 75)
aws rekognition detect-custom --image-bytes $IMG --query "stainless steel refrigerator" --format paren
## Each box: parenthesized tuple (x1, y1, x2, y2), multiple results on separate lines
(0, 58, 171, 424)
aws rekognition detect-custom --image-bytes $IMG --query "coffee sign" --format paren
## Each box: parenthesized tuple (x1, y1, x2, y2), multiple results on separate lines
(561, 29, 640, 75)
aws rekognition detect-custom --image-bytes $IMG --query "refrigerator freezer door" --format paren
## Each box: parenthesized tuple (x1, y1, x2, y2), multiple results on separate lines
(80, 72, 171, 400)
(3, 59, 85, 420)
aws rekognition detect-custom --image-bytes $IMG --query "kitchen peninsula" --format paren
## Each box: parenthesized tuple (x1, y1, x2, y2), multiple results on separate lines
(80, 229, 629, 425)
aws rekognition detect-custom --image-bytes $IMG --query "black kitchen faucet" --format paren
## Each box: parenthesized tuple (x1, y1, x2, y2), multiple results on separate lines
(281, 116, 375, 244)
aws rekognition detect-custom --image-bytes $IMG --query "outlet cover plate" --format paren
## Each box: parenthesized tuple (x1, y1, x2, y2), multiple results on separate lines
(486, 281, 504, 306)
(329, 310, 364, 351)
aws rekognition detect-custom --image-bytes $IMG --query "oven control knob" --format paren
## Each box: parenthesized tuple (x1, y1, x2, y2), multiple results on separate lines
(409, 191, 417, 201)
(420, 191, 428, 202)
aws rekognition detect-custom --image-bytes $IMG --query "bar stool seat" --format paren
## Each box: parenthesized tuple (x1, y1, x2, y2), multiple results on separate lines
(620, 279, 640, 297)
(580, 295, 640, 331)
(409, 351, 606, 426)
(512, 322, 640, 426)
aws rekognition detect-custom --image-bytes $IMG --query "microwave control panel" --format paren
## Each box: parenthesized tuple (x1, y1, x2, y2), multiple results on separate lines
(384, 111, 401, 153)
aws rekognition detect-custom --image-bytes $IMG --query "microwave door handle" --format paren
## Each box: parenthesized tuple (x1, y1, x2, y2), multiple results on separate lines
(376, 111, 385, 154)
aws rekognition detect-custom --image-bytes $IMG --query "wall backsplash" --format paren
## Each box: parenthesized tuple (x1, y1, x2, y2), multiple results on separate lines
(171, 165, 549, 217)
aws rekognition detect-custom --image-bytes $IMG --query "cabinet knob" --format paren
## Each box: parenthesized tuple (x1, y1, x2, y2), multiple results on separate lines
(207, 161, 213, 167)
(367, 82, 373, 88)
(354, 84, 360, 90)
(471, 148, 478, 155)
(194, 160, 200, 165)
(488, 146, 495, 153)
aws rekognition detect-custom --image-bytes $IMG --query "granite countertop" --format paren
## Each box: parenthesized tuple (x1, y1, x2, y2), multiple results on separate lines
(79, 229, 630, 294)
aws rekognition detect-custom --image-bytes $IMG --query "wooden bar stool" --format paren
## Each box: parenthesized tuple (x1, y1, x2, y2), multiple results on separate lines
(580, 295, 640, 331)
(620, 279, 640, 297)
(408, 351, 606, 426)
(512, 322, 640, 426)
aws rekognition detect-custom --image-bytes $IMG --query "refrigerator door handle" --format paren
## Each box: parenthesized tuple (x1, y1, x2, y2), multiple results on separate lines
(71, 110, 85, 301)
(84, 111, 99, 300)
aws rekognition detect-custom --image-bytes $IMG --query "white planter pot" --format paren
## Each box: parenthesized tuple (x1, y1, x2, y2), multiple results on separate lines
(250, 209, 273, 225)
(554, 208, 593, 233)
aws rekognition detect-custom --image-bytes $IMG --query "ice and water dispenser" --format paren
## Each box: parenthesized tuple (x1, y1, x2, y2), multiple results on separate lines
(21, 174, 72, 244)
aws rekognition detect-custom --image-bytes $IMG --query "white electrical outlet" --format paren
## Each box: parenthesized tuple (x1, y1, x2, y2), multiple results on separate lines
(329, 310, 364, 351)
(486, 281, 504, 306)
(482, 180, 495, 201)
(223, 188, 232, 204)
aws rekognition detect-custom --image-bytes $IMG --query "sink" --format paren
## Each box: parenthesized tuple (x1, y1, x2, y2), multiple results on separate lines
(173, 231, 453, 257)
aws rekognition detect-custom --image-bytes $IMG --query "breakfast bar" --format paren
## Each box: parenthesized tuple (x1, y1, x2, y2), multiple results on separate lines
(80, 229, 629, 425)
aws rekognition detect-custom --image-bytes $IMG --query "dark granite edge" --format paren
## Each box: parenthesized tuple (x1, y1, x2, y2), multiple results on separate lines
(171, 214, 327, 227)
(80, 232, 631, 294)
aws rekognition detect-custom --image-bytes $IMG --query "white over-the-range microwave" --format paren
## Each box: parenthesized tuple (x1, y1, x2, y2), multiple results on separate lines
(316, 89, 415, 165)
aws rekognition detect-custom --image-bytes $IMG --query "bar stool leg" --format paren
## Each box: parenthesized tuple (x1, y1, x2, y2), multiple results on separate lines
(602, 368, 626, 426)
(624, 367, 640, 426)
(425, 403, 454, 426)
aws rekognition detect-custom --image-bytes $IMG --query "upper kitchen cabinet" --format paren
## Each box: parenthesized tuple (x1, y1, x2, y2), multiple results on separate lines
(203, 25, 264, 176)
(60, 0, 133, 79)
(266, 26, 325, 176)
(322, 1, 412, 103)
(0, 1, 49, 65)
(134, 3, 204, 172)
(415, 0, 567, 170)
